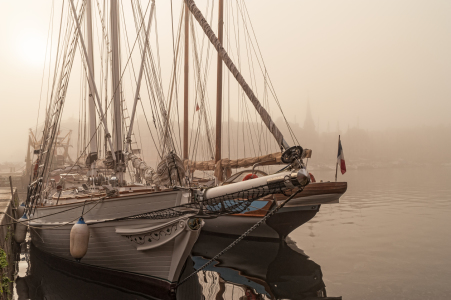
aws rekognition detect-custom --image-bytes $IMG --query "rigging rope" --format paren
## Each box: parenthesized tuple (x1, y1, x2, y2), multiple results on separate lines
(237, 0, 299, 147)
(34, 0, 56, 170)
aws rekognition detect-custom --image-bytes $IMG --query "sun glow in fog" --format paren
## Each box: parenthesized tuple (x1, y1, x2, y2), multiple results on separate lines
(16, 31, 47, 66)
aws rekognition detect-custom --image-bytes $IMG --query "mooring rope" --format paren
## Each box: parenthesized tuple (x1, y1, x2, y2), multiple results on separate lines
(174, 188, 302, 289)
(0, 195, 106, 227)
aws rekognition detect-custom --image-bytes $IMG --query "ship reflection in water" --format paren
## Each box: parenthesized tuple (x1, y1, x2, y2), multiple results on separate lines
(15, 243, 150, 300)
(180, 234, 340, 300)
(15, 238, 340, 300)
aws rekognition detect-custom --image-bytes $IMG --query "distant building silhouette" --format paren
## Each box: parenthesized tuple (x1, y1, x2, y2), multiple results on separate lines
(304, 101, 316, 133)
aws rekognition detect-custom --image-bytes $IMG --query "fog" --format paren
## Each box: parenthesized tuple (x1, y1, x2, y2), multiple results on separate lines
(1, 0, 450, 167)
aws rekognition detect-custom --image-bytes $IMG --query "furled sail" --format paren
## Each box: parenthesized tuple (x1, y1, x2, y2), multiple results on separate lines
(153, 152, 186, 187)
(185, 149, 312, 181)
(127, 153, 186, 187)
(185, 152, 283, 182)
(127, 153, 155, 184)
(184, 0, 288, 149)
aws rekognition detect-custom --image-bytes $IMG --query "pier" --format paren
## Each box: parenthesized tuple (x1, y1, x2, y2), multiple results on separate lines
(0, 186, 19, 297)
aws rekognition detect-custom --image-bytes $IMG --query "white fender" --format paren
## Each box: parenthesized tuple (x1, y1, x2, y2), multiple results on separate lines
(14, 214, 28, 244)
(70, 217, 90, 261)
(16, 203, 25, 219)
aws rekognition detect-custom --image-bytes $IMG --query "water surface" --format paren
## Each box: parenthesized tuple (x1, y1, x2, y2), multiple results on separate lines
(290, 166, 451, 300)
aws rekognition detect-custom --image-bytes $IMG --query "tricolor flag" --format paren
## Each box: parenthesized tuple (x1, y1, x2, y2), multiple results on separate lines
(337, 139, 346, 175)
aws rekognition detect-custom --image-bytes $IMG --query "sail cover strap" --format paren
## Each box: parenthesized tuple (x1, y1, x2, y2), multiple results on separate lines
(184, 0, 286, 149)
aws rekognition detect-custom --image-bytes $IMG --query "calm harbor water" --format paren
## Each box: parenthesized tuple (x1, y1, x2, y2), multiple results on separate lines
(292, 166, 451, 300)
(13, 166, 451, 299)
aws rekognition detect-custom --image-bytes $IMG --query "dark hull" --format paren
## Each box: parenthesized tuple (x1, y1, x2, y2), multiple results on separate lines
(266, 205, 320, 239)
(202, 204, 320, 240)
(191, 235, 329, 299)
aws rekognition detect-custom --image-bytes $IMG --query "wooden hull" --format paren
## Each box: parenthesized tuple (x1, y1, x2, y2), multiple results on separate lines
(29, 189, 201, 295)
(274, 181, 348, 206)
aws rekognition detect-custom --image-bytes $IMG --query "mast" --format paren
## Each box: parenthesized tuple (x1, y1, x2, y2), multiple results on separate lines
(110, 0, 125, 181)
(86, 0, 98, 174)
(215, 0, 224, 163)
(103, 0, 109, 159)
(25, 133, 32, 177)
(183, 3, 189, 160)
(69, 0, 116, 164)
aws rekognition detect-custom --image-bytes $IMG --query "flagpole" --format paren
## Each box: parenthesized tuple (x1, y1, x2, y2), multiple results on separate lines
(335, 135, 340, 182)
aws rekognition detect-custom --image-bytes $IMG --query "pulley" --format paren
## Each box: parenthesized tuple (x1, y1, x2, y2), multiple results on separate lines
(281, 146, 304, 164)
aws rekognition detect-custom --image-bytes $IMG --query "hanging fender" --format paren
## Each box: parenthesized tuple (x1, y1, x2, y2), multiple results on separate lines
(70, 217, 90, 261)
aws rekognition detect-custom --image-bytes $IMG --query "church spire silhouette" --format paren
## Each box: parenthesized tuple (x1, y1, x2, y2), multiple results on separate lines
(304, 101, 316, 132)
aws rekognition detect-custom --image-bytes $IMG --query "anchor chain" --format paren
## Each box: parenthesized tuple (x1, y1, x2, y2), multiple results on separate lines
(174, 188, 303, 289)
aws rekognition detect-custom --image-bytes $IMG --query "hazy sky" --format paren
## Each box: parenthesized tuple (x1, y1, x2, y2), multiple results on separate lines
(0, 0, 450, 163)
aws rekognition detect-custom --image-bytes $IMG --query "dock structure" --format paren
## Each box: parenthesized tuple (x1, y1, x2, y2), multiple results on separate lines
(0, 187, 19, 297)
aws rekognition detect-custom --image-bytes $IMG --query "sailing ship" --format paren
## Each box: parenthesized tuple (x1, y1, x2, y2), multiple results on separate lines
(22, 0, 312, 297)
(179, 0, 347, 239)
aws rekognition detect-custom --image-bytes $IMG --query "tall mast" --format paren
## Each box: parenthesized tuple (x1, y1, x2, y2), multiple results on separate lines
(86, 0, 98, 174)
(110, 0, 125, 181)
(103, 0, 109, 158)
(69, 0, 116, 161)
(183, 3, 189, 160)
(25, 134, 32, 177)
(215, 0, 224, 164)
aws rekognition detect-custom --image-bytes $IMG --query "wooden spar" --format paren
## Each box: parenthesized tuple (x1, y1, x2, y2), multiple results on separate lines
(9, 176, 15, 208)
(86, 0, 98, 163)
(110, 0, 125, 181)
(215, 0, 224, 164)
(183, 2, 189, 160)
(25, 134, 32, 176)
(111, 0, 121, 154)
(273, 182, 348, 201)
